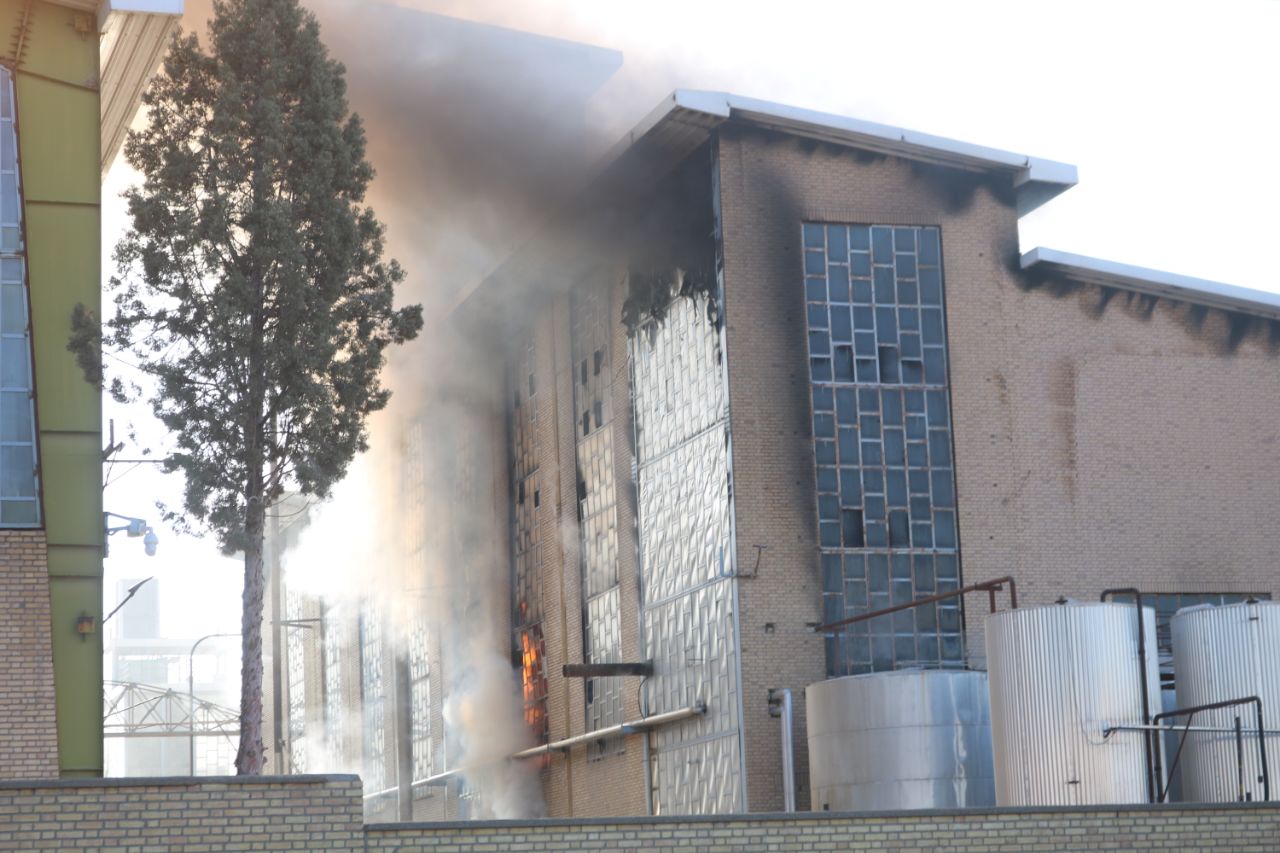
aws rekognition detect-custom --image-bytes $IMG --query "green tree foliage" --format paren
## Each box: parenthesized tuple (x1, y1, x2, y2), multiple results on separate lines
(105, 0, 422, 774)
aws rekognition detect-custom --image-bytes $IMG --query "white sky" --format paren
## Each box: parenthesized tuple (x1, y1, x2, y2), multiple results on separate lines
(101, 0, 1280, 665)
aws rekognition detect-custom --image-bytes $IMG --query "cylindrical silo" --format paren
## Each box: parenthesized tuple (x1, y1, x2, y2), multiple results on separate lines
(1171, 600, 1279, 803)
(986, 602, 1161, 806)
(805, 670, 994, 811)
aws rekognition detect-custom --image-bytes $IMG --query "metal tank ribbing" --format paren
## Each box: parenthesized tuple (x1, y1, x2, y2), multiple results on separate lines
(1171, 600, 1278, 803)
(805, 670, 994, 811)
(986, 602, 1160, 806)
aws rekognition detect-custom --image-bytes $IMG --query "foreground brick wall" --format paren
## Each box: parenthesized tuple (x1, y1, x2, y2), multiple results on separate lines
(1, 776, 1276, 851)
(0, 530, 58, 780)
(0, 776, 363, 851)
(368, 803, 1280, 852)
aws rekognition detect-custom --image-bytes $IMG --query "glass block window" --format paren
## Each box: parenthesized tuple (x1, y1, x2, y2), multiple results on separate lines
(570, 282, 623, 749)
(0, 68, 38, 527)
(507, 331, 547, 746)
(408, 614, 433, 784)
(1110, 591, 1271, 687)
(517, 624, 548, 747)
(360, 606, 392, 799)
(285, 589, 309, 772)
(322, 607, 346, 763)
(804, 223, 963, 675)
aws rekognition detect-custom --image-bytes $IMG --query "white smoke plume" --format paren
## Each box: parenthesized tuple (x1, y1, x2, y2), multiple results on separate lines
(177, 0, 691, 819)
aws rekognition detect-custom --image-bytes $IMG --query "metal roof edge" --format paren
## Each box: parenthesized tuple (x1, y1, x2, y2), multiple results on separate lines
(1021, 247, 1280, 321)
(699, 90, 1076, 214)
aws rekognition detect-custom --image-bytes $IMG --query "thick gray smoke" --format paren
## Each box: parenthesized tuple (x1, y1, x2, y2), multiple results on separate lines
(182, 0, 652, 819)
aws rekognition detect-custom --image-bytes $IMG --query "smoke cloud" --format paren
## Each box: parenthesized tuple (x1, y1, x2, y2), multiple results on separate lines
(177, 0, 695, 818)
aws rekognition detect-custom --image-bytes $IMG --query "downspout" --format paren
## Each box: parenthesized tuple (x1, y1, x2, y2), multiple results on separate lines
(768, 688, 796, 812)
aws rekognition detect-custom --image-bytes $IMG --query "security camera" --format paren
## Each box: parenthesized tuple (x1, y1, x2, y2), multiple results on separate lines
(143, 528, 159, 557)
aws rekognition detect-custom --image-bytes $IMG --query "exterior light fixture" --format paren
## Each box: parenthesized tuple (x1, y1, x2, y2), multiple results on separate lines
(75, 613, 95, 639)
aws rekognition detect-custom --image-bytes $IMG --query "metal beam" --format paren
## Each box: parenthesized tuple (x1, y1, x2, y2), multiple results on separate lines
(562, 661, 653, 678)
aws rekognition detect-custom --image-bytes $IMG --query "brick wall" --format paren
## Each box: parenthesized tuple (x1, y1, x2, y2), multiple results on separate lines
(529, 284, 649, 818)
(367, 803, 1280, 852)
(716, 127, 1280, 810)
(4, 776, 1276, 851)
(0, 530, 58, 780)
(0, 775, 363, 851)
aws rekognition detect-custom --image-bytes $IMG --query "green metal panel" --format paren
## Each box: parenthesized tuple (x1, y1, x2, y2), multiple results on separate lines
(13, 2, 99, 92)
(39, 432, 101, 546)
(13, 76, 98, 206)
(23, 204, 99, 433)
(48, 574, 103, 775)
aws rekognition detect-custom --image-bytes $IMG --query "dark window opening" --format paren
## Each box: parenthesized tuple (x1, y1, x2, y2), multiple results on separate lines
(841, 509, 864, 547)
(517, 481, 525, 505)
(528, 373, 536, 397)
(533, 489, 541, 508)
(580, 359, 588, 386)
(593, 349, 603, 376)
(582, 411, 591, 436)
(593, 400, 603, 430)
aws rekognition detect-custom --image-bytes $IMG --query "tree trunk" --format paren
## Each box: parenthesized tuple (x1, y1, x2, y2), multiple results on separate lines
(237, 266, 268, 776)
(235, 495, 267, 774)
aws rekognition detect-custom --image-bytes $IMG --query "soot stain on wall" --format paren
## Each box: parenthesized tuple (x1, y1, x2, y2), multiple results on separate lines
(1011, 251, 1280, 356)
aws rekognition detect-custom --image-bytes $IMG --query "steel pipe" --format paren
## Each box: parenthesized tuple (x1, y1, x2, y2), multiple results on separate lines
(816, 575, 1017, 635)
(512, 702, 706, 760)
(405, 702, 708, 790)
(776, 688, 796, 812)
(1100, 588, 1155, 803)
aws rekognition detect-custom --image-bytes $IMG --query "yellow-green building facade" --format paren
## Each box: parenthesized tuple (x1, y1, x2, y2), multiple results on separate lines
(0, 0, 178, 779)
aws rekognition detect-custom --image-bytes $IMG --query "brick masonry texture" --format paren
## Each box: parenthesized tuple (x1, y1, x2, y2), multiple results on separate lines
(368, 805, 1280, 852)
(1, 776, 1276, 851)
(0, 776, 363, 851)
(715, 128, 1280, 811)
(0, 530, 58, 780)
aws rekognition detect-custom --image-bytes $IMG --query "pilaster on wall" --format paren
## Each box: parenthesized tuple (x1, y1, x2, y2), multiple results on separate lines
(0, 529, 59, 779)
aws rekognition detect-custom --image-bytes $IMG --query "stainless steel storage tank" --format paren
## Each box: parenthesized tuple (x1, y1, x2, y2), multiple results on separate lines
(805, 670, 994, 811)
(1171, 600, 1278, 803)
(986, 602, 1161, 806)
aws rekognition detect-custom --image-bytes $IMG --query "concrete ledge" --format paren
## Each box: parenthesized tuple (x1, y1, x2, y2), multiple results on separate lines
(366, 799, 1280, 831)
(0, 773, 360, 790)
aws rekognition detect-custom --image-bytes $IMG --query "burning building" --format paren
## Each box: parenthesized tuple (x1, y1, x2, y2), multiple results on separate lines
(273, 88, 1280, 820)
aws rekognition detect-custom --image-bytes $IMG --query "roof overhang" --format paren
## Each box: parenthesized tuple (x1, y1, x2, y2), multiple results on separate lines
(1021, 247, 1280, 321)
(607, 91, 1078, 216)
(96, 0, 185, 176)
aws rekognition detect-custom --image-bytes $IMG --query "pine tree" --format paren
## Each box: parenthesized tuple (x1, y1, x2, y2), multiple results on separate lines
(105, 0, 422, 774)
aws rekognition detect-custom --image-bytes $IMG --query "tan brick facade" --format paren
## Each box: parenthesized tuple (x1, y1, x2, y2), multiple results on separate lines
(715, 126, 1280, 811)
(0, 530, 59, 780)
(524, 283, 649, 818)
